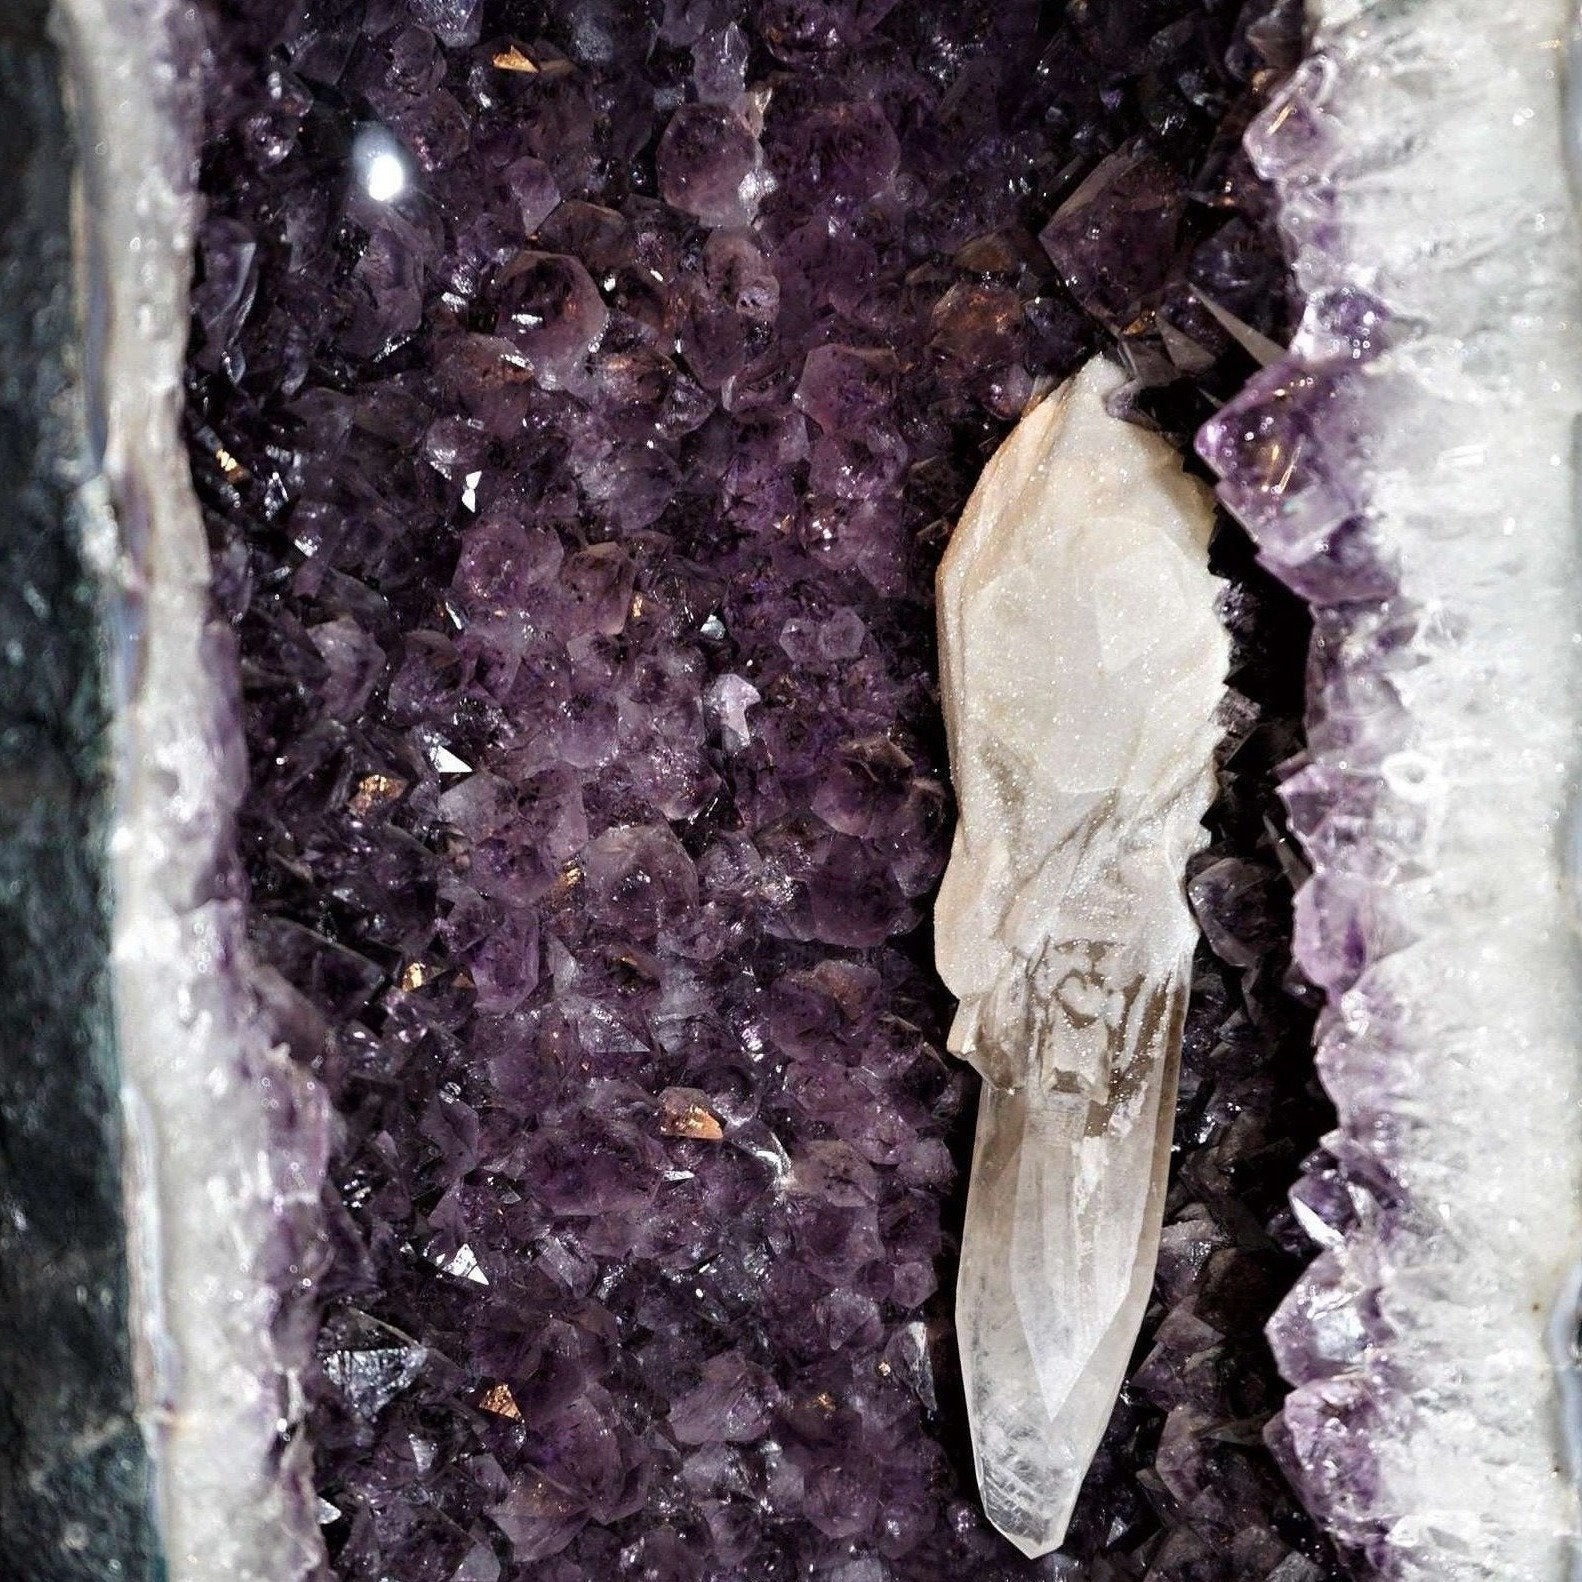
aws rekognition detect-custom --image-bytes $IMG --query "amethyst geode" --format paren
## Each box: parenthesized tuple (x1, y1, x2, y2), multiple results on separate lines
(181, 1, 1338, 1576)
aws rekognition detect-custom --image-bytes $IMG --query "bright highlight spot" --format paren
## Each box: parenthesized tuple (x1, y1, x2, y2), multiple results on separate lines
(364, 150, 406, 203)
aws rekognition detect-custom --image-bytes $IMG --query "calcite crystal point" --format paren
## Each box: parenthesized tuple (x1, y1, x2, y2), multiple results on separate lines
(936, 356, 1227, 1556)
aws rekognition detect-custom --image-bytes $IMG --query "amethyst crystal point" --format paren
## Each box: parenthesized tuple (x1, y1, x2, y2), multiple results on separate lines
(1202, 5, 1582, 1575)
(1039, 142, 1186, 334)
(657, 103, 770, 227)
(494, 252, 609, 385)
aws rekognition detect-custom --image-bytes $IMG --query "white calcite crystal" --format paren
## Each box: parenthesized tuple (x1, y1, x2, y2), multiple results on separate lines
(935, 356, 1227, 1557)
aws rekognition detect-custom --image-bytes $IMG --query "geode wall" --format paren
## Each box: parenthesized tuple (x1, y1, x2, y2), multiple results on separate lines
(9, 0, 1580, 1575)
(58, 0, 333, 1576)
(2, 0, 331, 1578)
(0, 9, 159, 1571)
(1203, 3, 1582, 1576)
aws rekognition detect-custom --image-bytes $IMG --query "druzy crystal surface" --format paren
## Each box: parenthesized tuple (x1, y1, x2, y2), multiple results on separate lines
(936, 357, 1226, 1557)
(178, 0, 1339, 1577)
(1201, 4, 1582, 1576)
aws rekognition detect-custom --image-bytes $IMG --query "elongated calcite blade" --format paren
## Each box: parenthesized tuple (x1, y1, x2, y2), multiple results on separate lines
(1199, 5, 1582, 1575)
(936, 356, 1227, 1557)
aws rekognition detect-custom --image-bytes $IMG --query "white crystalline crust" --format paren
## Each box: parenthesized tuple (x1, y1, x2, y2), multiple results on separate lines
(1225, 4, 1582, 1577)
(935, 357, 1226, 1557)
(55, 1, 331, 1578)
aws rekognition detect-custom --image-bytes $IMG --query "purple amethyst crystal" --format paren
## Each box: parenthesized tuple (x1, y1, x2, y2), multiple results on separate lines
(494, 252, 610, 384)
(657, 104, 768, 227)
(1039, 142, 1186, 334)
(177, 0, 1341, 1576)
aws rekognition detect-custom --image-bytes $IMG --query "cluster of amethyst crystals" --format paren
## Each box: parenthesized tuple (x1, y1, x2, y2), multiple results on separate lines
(184, 0, 1339, 1577)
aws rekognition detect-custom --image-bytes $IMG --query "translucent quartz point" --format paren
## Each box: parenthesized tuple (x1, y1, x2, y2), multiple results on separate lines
(935, 356, 1226, 1557)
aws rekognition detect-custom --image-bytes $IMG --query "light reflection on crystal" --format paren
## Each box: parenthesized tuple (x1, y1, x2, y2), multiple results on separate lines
(352, 127, 410, 204)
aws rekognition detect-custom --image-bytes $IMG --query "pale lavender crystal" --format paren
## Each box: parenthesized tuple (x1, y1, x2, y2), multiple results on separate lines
(657, 104, 770, 227)
(494, 252, 610, 385)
